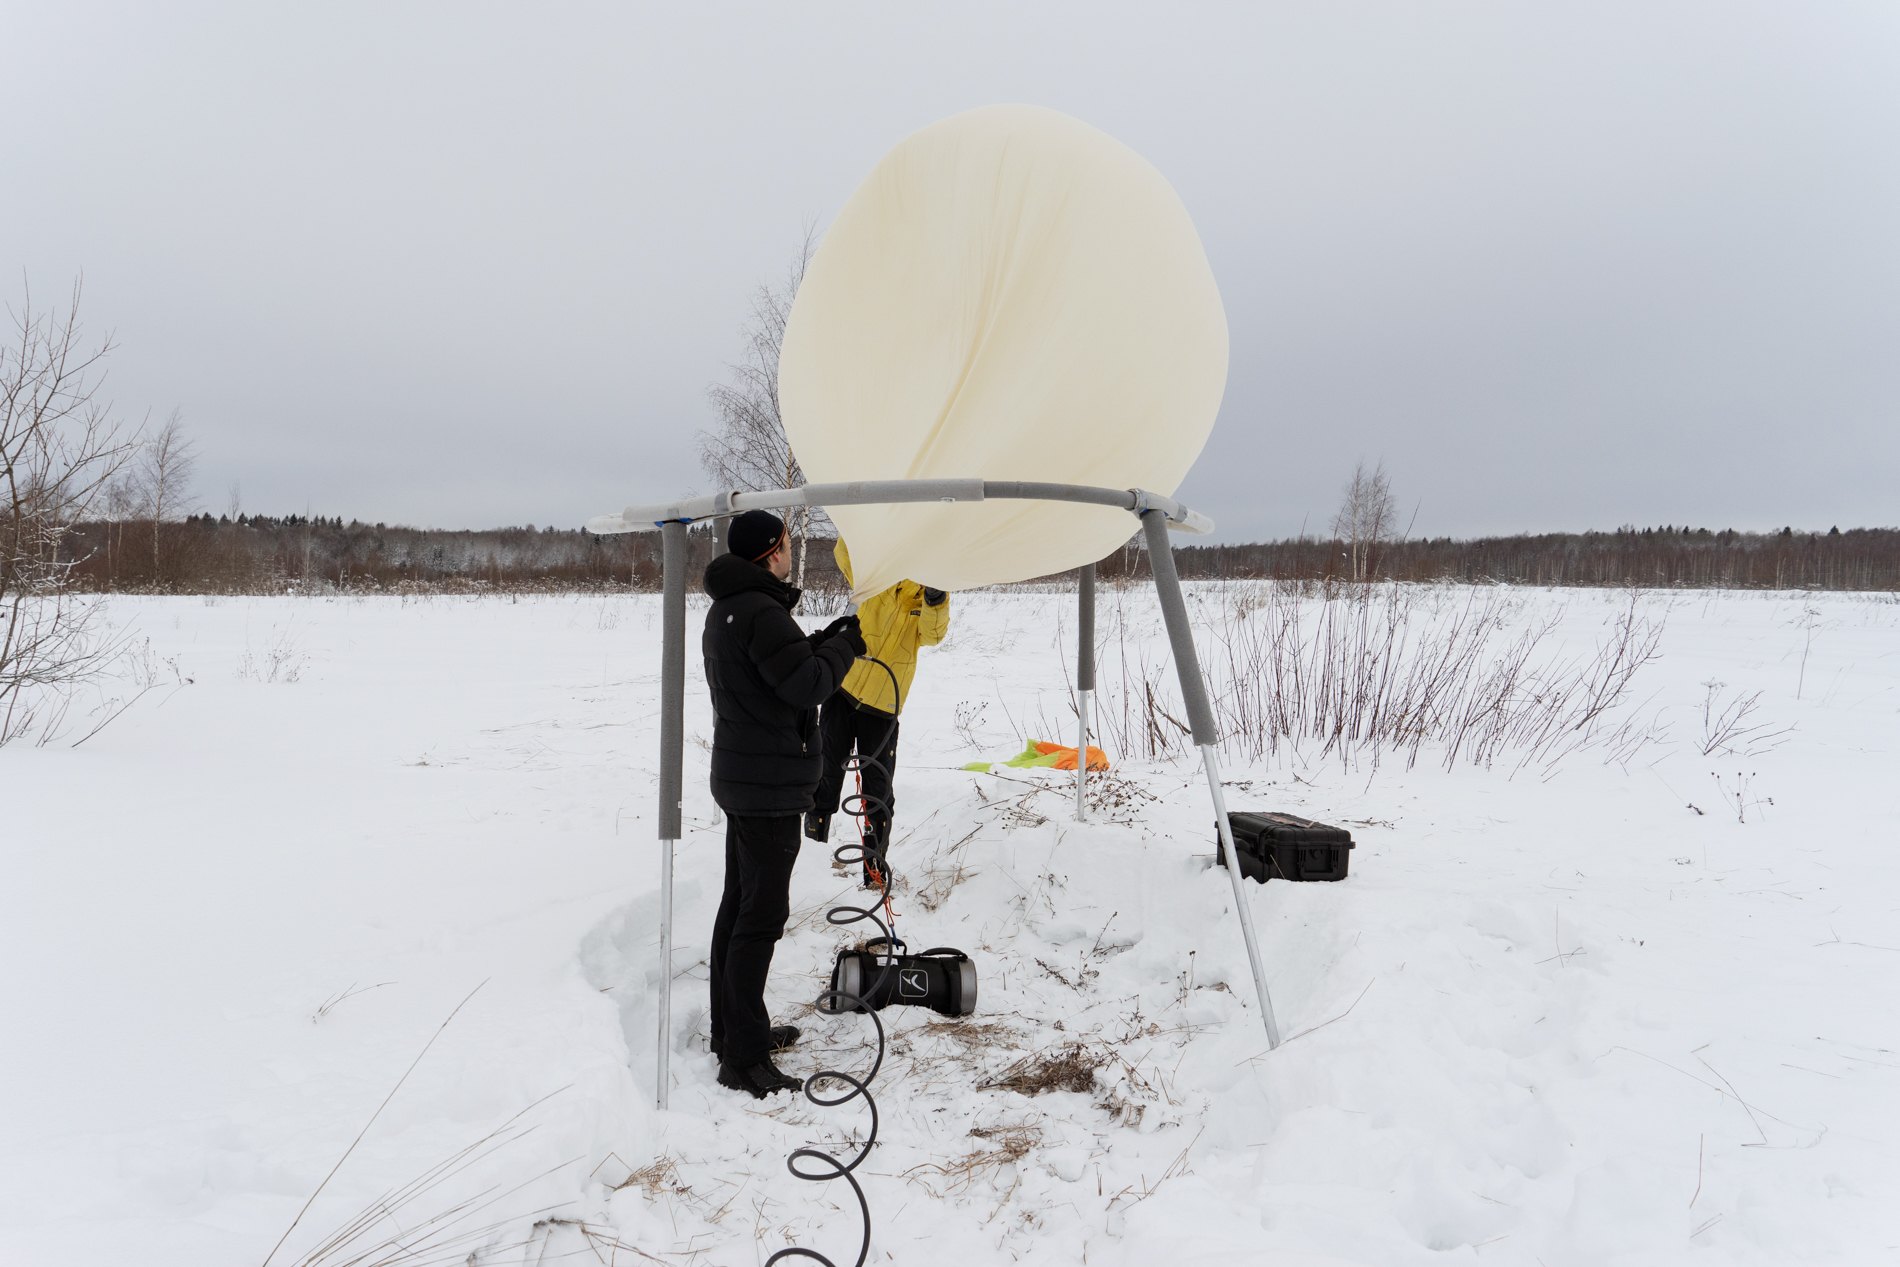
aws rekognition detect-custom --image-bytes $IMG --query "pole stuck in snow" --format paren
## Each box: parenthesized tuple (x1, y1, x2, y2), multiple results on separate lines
(655, 518, 688, 1109)
(1075, 561, 1095, 821)
(1140, 509, 1282, 1049)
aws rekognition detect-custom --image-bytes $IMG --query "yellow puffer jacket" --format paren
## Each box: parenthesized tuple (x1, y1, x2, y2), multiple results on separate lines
(835, 539, 949, 715)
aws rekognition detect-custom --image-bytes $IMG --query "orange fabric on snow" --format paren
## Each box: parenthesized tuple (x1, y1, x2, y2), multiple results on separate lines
(1032, 740, 1110, 772)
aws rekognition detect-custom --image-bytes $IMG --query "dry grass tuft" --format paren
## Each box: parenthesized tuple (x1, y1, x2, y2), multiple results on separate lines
(979, 1044, 1102, 1096)
(969, 1124, 1041, 1153)
(901, 1123, 1044, 1197)
(917, 1016, 1020, 1053)
(615, 1156, 686, 1197)
(913, 826, 982, 913)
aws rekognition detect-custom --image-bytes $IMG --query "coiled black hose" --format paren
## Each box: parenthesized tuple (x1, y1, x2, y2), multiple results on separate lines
(766, 656, 903, 1267)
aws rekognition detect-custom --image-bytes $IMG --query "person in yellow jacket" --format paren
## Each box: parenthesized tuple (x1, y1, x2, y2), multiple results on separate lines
(806, 539, 950, 886)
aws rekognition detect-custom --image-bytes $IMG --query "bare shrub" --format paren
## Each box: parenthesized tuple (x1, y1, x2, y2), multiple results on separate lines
(237, 626, 306, 684)
(1, 282, 142, 745)
(1081, 769, 1159, 825)
(952, 698, 988, 747)
(1710, 770, 1773, 824)
(1079, 582, 1665, 775)
(1791, 605, 1826, 700)
(1696, 680, 1793, 757)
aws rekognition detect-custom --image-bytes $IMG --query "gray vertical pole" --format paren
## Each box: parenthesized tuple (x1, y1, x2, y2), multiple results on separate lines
(655, 519, 689, 1108)
(1075, 563, 1096, 820)
(1139, 511, 1281, 1048)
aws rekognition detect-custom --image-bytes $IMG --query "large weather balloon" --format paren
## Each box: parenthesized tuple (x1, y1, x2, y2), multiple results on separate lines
(778, 104, 1228, 600)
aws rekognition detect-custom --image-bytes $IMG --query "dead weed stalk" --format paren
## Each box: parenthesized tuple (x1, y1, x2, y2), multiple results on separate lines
(1044, 582, 1664, 775)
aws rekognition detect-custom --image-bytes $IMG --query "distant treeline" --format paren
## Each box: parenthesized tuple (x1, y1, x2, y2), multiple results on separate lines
(61, 515, 1900, 593)
(1161, 524, 1900, 590)
(61, 514, 843, 593)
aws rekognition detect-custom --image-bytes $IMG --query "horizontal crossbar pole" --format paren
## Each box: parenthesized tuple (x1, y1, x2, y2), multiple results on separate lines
(585, 479, 1214, 536)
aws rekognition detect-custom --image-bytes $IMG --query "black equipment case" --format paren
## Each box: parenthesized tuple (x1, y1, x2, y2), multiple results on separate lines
(823, 939, 978, 1017)
(1215, 811, 1355, 883)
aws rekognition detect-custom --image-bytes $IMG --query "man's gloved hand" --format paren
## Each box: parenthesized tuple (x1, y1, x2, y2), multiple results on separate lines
(808, 613, 856, 650)
(922, 587, 947, 606)
(808, 614, 848, 642)
(824, 614, 866, 658)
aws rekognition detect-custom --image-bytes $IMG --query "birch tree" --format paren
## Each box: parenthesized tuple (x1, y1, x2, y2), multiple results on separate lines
(700, 231, 828, 587)
(1330, 459, 1398, 582)
(128, 409, 198, 582)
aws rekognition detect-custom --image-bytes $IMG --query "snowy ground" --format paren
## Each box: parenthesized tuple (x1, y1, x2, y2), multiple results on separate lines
(4, 584, 1898, 1265)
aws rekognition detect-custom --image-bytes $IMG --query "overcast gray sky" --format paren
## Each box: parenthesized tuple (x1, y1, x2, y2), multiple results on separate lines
(8, 1, 1897, 541)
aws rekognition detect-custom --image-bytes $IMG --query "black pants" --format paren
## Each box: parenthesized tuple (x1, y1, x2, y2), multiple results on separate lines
(813, 698, 901, 869)
(708, 813, 801, 1066)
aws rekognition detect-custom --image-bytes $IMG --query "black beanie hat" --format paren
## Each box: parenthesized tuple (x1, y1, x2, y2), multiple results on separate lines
(726, 509, 786, 562)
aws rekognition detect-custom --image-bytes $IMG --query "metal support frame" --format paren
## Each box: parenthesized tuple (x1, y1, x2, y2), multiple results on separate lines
(588, 478, 1215, 538)
(654, 520, 688, 1109)
(1139, 512, 1282, 1047)
(1075, 562, 1095, 821)
(626, 481, 1277, 1109)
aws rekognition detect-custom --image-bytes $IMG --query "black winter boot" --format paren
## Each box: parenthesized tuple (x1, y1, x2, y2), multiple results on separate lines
(717, 1055, 802, 1099)
(712, 1024, 801, 1062)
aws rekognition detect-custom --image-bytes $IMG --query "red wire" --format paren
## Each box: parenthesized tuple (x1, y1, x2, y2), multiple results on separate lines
(852, 764, 897, 925)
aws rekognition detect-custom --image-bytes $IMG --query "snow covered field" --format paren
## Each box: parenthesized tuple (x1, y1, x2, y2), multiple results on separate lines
(4, 584, 1897, 1265)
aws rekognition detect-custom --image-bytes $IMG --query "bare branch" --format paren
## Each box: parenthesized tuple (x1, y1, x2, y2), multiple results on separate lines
(1, 279, 146, 744)
(699, 227, 831, 585)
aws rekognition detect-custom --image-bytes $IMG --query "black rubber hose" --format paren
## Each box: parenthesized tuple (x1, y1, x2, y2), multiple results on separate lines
(768, 655, 903, 1267)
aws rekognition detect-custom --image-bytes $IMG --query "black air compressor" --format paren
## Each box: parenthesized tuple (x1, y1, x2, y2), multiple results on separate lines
(823, 937, 978, 1018)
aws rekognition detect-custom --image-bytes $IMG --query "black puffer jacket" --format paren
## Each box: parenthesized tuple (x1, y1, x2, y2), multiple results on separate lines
(702, 552, 858, 815)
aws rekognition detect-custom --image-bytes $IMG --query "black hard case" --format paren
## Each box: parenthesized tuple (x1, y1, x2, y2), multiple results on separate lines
(1215, 811, 1356, 883)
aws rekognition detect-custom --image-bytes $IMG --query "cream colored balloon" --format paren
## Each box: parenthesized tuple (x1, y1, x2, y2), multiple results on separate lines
(779, 104, 1228, 601)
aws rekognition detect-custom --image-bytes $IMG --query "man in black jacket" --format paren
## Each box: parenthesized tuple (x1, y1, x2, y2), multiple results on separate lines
(703, 509, 864, 1099)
